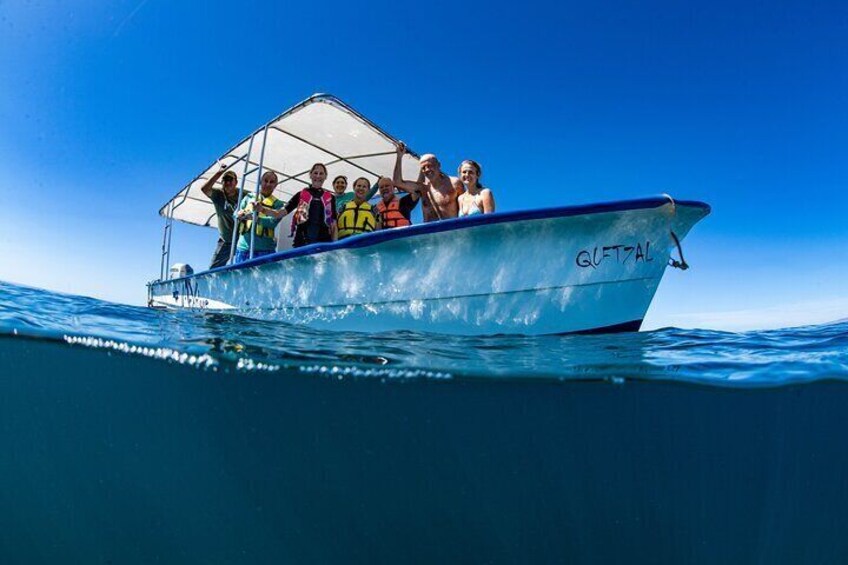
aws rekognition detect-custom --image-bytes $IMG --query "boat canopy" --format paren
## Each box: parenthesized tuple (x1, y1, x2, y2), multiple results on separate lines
(158, 94, 423, 228)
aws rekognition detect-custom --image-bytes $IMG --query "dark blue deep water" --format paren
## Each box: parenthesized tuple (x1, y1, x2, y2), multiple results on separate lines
(2, 280, 848, 563)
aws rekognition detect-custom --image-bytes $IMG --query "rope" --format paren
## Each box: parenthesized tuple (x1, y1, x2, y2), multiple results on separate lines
(661, 194, 689, 270)
(669, 231, 689, 270)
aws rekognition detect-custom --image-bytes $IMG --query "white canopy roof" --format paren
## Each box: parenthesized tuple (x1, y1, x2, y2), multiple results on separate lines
(159, 94, 422, 227)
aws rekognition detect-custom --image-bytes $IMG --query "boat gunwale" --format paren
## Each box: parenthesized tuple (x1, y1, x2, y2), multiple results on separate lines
(150, 196, 710, 286)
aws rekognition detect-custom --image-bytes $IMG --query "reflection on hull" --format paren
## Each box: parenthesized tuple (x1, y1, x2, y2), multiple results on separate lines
(148, 199, 709, 335)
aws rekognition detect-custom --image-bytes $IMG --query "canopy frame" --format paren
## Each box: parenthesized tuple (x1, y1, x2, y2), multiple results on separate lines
(156, 93, 421, 280)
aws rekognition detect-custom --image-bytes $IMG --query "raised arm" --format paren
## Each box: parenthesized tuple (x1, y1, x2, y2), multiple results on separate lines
(392, 142, 426, 194)
(200, 163, 228, 198)
(366, 181, 380, 201)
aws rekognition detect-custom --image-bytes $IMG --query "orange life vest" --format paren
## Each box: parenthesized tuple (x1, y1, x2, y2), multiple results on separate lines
(375, 197, 411, 228)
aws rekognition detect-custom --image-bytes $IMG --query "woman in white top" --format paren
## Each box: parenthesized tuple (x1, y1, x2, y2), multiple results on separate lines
(457, 160, 495, 216)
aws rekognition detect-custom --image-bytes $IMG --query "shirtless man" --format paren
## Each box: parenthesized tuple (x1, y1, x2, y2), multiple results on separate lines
(392, 142, 460, 222)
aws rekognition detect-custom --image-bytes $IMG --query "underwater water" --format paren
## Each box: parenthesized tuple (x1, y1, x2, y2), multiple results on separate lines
(1, 280, 848, 564)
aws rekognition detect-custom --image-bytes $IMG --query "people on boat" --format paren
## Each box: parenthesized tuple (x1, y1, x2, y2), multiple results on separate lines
(457, 160, 495, 216)
(333, 174, 378, 213)
(233, 171, 285, 263)
(337, 177, 377, 239)
(199, 164, 241, 268)
(392, 142, 460, 222)
(375, 176, 420, 229)
(266, 163, 338, 248)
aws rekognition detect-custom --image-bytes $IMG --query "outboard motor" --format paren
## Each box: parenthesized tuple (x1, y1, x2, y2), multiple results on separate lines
(169, 263, 194, 280)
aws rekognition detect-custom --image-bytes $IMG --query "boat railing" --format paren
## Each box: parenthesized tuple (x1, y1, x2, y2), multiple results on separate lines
(158, 201, 174, 282)
(227, 129, 257, 265)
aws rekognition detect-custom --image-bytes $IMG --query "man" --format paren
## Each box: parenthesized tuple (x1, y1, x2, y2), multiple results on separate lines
(392, 142, 460, 221)
(234, 171, 285, 263)
(374, 176, 419, 229)
(200, 164, 241, 268)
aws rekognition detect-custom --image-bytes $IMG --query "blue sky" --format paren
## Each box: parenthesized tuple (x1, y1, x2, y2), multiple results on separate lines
(0, 0, 846, 330)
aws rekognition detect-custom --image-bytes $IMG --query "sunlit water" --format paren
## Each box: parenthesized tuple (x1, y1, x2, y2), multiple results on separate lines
(2, 279, 847, 563)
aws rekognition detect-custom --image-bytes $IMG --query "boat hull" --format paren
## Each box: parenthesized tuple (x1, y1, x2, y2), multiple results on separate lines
(148, 198, 709, 335)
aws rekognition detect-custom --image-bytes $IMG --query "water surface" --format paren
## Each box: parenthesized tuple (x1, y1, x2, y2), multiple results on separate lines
(1, 280, 847, 563)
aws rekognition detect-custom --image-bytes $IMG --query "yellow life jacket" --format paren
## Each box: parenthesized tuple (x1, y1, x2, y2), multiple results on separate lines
(239, 195, 281, 239)
(337, 200, 376, 239)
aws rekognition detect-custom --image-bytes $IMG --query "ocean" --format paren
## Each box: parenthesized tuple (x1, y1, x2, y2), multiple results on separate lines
(1, 279, 847, 563)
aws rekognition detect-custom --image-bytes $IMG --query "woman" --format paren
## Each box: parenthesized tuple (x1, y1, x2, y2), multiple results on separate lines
(333, 174, 379, 213)
(332, 175, 348, 194)
(331, 175, 348, 211)
(457, 160, 495, 216)
(337, 177, 377, 239)
(266, 163, 337, 247)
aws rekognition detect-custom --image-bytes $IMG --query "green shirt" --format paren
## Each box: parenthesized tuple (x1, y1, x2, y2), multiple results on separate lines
(236, 194, 285, 252)
(209, 189, 239, 243)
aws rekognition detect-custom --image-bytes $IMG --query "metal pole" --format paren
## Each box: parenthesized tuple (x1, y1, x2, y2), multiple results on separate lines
(159, 201, 175, 280)
(164, 201, 175, 278)
(228, 133, 257, 265)
(249, 123, 270, 260)
(159, 214, 169, 281)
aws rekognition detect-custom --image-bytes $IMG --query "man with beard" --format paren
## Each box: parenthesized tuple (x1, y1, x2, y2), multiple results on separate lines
(392, 142, 460, 222)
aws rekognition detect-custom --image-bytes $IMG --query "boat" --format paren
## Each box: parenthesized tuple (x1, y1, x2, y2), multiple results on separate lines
(148, 94, 710, 335)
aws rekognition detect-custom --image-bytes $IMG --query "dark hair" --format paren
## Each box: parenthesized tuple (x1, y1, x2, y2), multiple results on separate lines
(458, 160, 483, 188)
(261, 170, 278, 182)
(332, 175, 347, 185)
(310, 163, 328, 175)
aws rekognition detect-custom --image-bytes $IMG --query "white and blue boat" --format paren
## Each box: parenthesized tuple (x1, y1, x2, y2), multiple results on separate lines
(148, 94, 710, 335)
